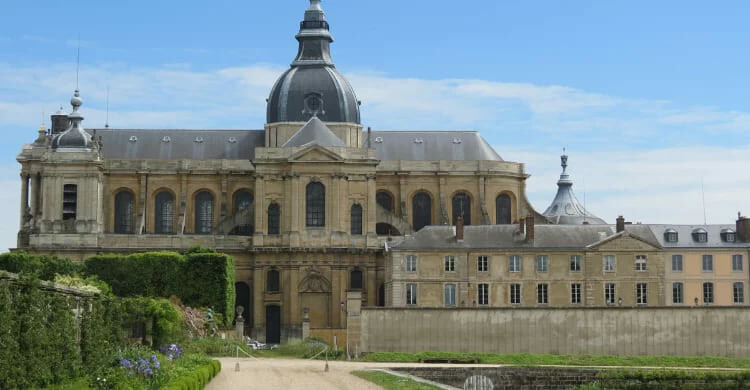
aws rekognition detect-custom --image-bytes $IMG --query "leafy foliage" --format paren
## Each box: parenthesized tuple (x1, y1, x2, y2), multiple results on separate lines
(83, 250, 235, 326)
(120, 297, 185, 347)
(0, 251, 82, 280)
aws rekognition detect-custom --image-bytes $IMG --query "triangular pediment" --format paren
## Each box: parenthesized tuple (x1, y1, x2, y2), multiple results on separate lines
(588, 232, 661, 251)
(289, 145, 344, 162)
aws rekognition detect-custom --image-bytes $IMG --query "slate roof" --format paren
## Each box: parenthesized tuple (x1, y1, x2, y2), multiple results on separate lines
(543, 154, 606, 225)
(86, 128, 502, 162)
(390, 223, 662, 251)
(89, 129, 263, 160)
(282, 117, 346, 148)
(647, 224, 749, 249)
(368, 131, 502, 161)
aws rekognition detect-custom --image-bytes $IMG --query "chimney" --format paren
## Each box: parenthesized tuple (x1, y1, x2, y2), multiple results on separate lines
(737, 213, 750, 243)
(456, 215, 464, 242)
(616, 216, 625, 233)
(525, 215, 535, 241)
(519, 218, 525, 235)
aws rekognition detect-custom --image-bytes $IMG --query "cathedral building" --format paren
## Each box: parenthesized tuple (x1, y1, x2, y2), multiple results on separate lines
(15, 0, 750, 345)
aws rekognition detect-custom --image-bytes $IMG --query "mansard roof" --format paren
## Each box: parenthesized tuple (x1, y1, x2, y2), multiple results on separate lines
(85, 128, 502, 162)
(390, 224, 660, 251)
(647, 224, 749, 249)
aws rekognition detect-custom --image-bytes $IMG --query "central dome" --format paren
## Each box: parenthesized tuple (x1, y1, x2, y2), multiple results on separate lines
(266, 0, 360, 125)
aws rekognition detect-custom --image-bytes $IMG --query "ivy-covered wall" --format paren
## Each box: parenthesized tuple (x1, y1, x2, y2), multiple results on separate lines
(0, 274, 120, 389)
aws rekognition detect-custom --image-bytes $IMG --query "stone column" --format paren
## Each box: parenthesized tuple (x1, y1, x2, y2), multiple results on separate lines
(398, 176, 407, 218)
(366, 174, 377, 243)
(302, 307, 311, 340)
(438, 175, 449, 225)
(30, 173, 41, 224)
(178, 174, 188, 234)
(19, 173, 29, 227)
(137, 173, 147, 234)
(479, 176, 491, 224)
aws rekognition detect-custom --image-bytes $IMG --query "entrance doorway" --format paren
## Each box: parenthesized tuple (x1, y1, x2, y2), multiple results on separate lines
(265, 305, 281, 344)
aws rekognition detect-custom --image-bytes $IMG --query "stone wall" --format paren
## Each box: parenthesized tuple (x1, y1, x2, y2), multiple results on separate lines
(360, 307, 750, 357)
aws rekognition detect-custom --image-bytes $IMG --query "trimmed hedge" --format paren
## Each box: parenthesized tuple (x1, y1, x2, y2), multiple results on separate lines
(120, 297, 185, 347)
(162, 359, 222, 390)
(0, 252, 81, 281)
(595, 369, 750, 389)
(83, 249, 235, 326)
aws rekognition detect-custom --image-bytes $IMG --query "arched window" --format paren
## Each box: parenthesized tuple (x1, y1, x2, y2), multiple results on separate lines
(232, 190, 254, 236)
(376, 191, 393, 212)
(496, 194, 512, 225)
(114, 190, 135, 234)
(267, 203, 280, 235)
(267, 269, 280, 292)
(412, 192, 432, 232)
(351, 204, 363, 235)
(194, 191, 214, 235)
(154, 191, 174, 234)
(452, 192, 471, 226)
(350, 269, 363, 290)
(306, 182, 325, 227)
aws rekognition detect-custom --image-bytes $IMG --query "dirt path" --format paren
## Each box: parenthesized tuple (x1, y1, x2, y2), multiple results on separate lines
(205, 358, 386, 390)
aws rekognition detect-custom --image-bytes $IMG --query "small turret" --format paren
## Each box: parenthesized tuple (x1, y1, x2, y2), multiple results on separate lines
(51, 89, 92, 150)
(50, 106, 69, 135)
(542, 150, 606, 225)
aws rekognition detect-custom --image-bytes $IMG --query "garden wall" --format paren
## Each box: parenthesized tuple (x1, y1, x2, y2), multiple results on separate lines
(359, 307, 750, 357)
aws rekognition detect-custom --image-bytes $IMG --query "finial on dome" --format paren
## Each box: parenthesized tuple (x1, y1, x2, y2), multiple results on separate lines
(560, 148, 568, 174)
(70, 89, 83, 113)
(308, 0, 322, 11)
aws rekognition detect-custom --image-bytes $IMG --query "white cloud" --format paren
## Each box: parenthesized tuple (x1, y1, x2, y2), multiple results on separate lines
(0, 61, 749, 251)
(507, 146, 750, 225)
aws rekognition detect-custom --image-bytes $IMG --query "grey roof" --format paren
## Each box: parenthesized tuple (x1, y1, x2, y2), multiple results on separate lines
(543, 153, 606, 225)
(88, 129, 263, 160)
(368, 131, 502, 161)
(647, 224, 749, 249)
(282, 116, 346, 148)
(266, 0, 361, 124)
(391, 223, 662, 251)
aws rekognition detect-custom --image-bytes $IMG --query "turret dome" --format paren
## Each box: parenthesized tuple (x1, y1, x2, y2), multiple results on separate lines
(266, 0, 361, 125)
(51, 89, 92, 150)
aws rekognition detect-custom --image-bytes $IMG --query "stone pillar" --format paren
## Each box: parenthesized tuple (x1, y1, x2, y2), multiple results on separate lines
(366, 174, 377, 244)
(479, 176, 491, 224)
(137, 173, 147, 234)
(345, 291, 362, 358)
(302, 307, 311, 340)
(220, 173, 228, 220)
(253, 175, 265, 245)
(438, 175, 449, 225)
(30, 173, 41, 224)
(398, 176, 407, 218)
(19, 173, 29, 227)
(290, 174, 301, 246)
(178, 174, 188, 234)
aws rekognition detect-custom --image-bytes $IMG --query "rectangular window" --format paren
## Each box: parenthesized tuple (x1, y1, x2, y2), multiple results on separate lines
(702, 255, 714, 272)
(406, 283, 417, 305)
(604, 283, 616, 305)
(478, 283, 489, 305)
(536, 255, 549, 272)
(703, 282, 714, 304)
(477, 255, 489, 273)
(537, 283, 548, 304)
(444, 256, 455, 272)
(672, 282, 683, 304)
(733, 255, 744, 272)
(635, 255, 647, 272)
(444, 284, 456, 306)
(571, 283, 582, 304)
(509, 255, 521, 273)
(405, 255, 417, 273)
(63, 184, 77, 220)
(734, 282, 745, 304)
(603, 255, 616, 272)
(570, 255, 582, 272)
(636, 283, 648, 305)
(510, 284, 521, 305)
(672, 255, 683, 272)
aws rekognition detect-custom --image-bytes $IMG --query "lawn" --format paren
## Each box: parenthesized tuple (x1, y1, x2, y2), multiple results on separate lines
(358, 351, 750, 369)
(352, 370, 442, 390)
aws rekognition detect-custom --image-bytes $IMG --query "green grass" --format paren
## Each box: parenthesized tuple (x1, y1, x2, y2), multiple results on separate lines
(358, 351, 750, 369)
(352, 370, 442, 390)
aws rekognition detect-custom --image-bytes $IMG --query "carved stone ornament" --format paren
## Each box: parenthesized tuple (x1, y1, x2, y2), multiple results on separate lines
(298, 267, 331, 293)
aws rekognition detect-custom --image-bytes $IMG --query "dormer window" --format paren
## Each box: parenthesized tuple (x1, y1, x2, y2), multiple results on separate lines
(721, 229, 737, 243)
(664, 229, 678, 243)
(692, 228, 708, 243)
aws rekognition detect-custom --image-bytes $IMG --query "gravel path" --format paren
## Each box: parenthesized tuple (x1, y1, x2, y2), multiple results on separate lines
(205, 358, 387, 390)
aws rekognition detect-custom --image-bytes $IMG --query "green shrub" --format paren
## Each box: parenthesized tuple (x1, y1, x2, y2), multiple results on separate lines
(84, 250, 235, 327)
(121, 297, 185, 347)
(0, 251, 81, 280)
(596, 369, 750, 389)
(180, 251, 235, 327)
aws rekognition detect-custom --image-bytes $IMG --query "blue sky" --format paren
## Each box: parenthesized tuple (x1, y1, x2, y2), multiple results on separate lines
(0, 0, 749, 250)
